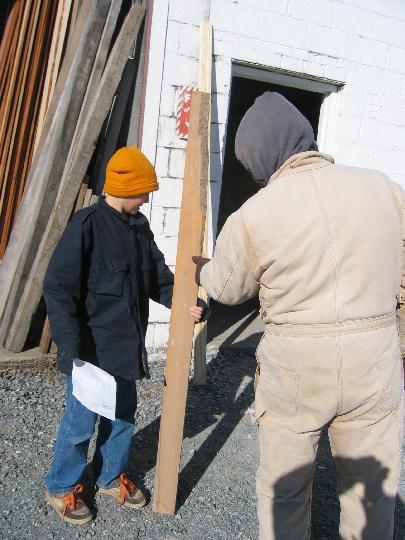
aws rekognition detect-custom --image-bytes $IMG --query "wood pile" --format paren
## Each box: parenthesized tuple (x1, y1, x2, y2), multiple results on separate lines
(0, 0, 60, 258)
(0, 0, 146, 353)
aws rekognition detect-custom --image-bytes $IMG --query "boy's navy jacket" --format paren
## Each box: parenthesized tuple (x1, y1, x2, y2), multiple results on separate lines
(43, 195, 174, 380)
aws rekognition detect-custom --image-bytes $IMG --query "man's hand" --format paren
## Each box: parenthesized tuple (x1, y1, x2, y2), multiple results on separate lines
(192, 256, 211, 286)
(190, 305, 204, 322)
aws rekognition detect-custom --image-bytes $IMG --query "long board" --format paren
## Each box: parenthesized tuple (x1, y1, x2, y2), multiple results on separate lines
(153, 90, 210, 515)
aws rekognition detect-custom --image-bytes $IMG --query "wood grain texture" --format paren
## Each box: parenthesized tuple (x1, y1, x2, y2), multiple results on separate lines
(0, 0, 109, 347)
(193, 21, 212, 385)
(153, 90, 210, 515)
(5, 2, 145, 351)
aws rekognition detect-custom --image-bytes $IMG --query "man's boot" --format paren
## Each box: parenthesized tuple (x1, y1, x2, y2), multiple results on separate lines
(98, 472, 146, 508)
(45, 483, 93, 524)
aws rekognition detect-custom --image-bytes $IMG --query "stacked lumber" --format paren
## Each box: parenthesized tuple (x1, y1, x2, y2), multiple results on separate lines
(0, 0, 59, 258)
(0, 0, 146, 353)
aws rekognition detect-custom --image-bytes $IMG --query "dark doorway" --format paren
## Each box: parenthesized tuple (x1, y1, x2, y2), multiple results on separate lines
(207, 75, 324, 350)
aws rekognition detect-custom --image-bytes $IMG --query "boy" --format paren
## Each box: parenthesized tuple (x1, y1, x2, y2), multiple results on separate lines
(43, 146, 204, 524)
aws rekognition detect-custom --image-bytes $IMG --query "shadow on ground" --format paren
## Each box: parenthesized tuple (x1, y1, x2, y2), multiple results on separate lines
(122, 349, 405, 539)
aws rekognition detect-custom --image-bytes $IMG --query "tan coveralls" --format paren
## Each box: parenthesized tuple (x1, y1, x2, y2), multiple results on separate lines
(200, 150, 405, 539)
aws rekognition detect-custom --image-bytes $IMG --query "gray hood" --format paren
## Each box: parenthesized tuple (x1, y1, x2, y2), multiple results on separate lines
(235, 92, 318, 186)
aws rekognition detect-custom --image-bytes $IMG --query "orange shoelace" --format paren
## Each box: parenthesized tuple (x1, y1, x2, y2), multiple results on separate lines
(119, 473, 137, 505)
(62, 483, 84, 515)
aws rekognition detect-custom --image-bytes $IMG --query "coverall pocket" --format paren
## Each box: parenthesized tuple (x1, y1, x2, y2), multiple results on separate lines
(256, 355, 300, 418)
(96, 256, 128, 297)
(375, 345, 403, 413)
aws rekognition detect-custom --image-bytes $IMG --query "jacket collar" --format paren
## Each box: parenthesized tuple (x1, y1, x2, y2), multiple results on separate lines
(97, 195, 148, 226)
(269, 151, 334, 182)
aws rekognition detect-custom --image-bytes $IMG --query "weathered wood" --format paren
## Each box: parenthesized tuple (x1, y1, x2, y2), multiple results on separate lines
(0, 0, 110, 347)
(193, 21, 212, 385)
(33, 0, 73, 154)
(39, 175, 88, 354)
(89, 55, 140, 194)
(5, 3, 146, 351)
(0, 0, 57, 257)
(153, 90, 210, 515)
(39, 316, 52, 354)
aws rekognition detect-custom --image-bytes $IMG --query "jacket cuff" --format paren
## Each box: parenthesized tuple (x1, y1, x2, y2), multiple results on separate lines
(57, 343, 80, 359)
(55, 343, 80, 375)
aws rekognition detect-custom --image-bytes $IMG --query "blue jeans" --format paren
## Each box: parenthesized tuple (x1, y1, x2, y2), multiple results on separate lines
(45, 375, 137, 496)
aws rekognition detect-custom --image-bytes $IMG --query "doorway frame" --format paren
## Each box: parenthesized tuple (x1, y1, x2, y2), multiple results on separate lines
(209, 61, 345, 253)
(231, 61, 345, 155)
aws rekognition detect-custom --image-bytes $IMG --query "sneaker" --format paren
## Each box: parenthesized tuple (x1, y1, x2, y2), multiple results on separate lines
(98, 472, 146, 508)
(45, 483, 93, 524)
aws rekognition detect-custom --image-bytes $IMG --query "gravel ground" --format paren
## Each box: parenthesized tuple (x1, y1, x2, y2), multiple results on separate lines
(1, 350, 405, 540)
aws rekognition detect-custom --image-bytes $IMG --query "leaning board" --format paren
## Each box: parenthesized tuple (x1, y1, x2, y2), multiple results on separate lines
(153, 90, 210, 515)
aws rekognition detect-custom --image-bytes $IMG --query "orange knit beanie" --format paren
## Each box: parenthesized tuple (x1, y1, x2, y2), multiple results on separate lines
(104, 146, 159, 197)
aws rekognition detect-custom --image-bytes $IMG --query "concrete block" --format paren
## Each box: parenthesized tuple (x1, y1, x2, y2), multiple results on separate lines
(357, 0, 395, 18)
(364, 67, 404, 98)
(335, 141, 375, 168)
(373, 13, 405, 48)
(154, 146, 170, 178)
(169, 148, 185, 178)
(210, 2, 261, 39)
(289, 0, 333, 27)
(260, 12, 307, 49)
(150, 206, 165, 236)
(158, 116, 187, 149)
(333, 3, 372, 37)
(178, 22, 200, 58)
(358, 118, 395, 148)
(239, 0, 288, 15)
(149, 300, 171, 323)
(168, 0, 209, 25)
(164, 207, 181, 237)
(307, 24, 348, 59)
(387, 45, 405, 74)
(348, 35, 388, 68)
(336, 115, 361, 144)
(159, 84, 177, 117)
(163, 52, 198, 87)
(152, 179, 183, 208)
(154, 235, 178, 266)
(153, 323, 170, 348)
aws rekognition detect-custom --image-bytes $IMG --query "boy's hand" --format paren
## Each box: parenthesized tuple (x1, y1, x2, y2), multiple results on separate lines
(190, 305, 204, 322)
(192, 256, 211, 285)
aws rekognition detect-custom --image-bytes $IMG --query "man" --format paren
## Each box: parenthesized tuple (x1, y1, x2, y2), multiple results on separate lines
(43, 146, 204, 524)
(193, 92, 404, 539)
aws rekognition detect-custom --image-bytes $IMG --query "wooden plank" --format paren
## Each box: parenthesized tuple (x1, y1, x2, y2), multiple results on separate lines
(0, 0, 56, 257)
(89, 55, 138, 194)
(153, 90, 210, 515)
(39, 178, 88, 353)
(0, 0, 31, 223)
(5, 3, 146, 351)
(33, 0, 74, 154)
(5, 0, 121, 347)
(0, 0, 110, 346)
(39, 316, 52, 354)
(193, 21, 212, 385)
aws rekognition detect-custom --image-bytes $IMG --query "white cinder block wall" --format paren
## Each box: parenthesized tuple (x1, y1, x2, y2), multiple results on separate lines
(142, 0, 405, 349)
